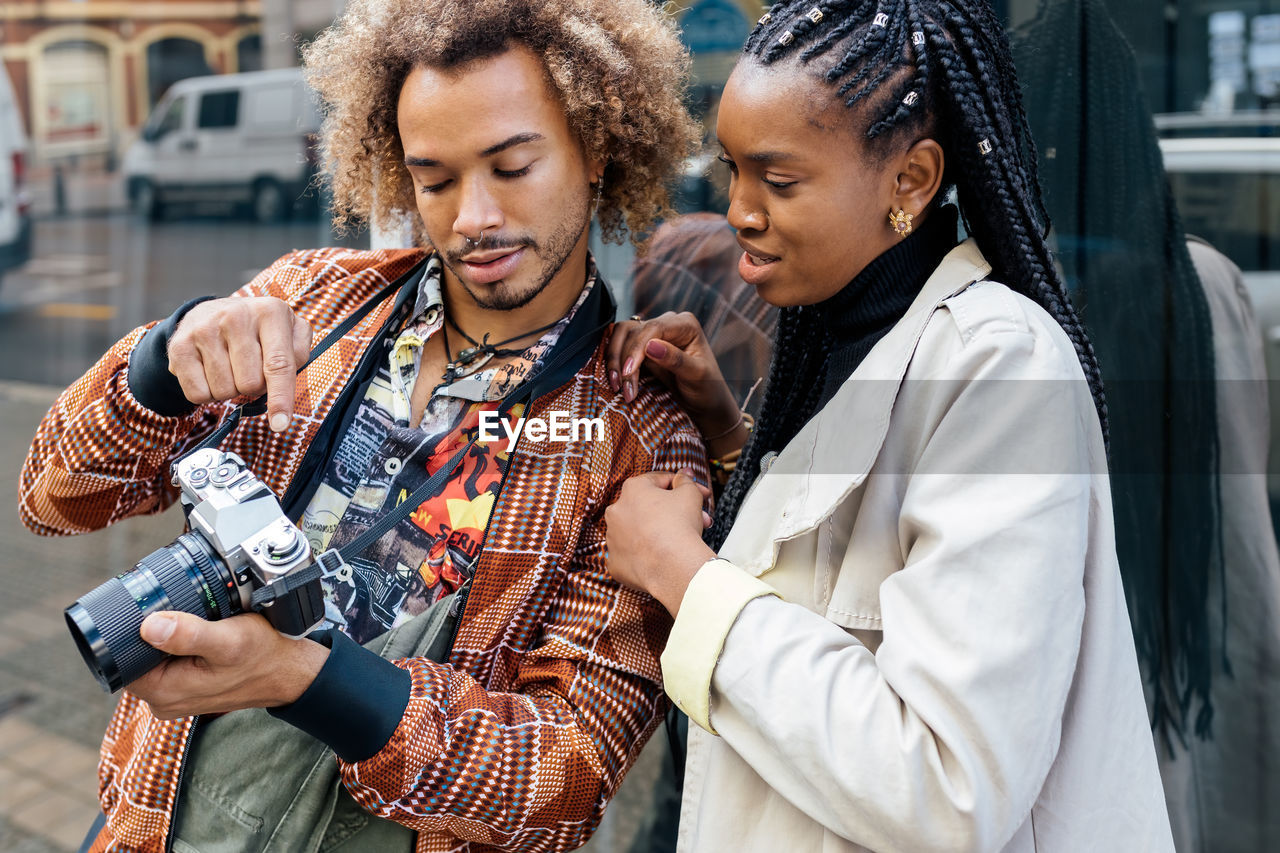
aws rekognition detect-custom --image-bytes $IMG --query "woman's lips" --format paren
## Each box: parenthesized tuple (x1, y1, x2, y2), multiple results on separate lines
(737, 250, 779, 286)
(460, 247, 525, 285)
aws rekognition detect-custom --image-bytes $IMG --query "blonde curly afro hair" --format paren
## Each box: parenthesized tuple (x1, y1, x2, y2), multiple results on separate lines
(303, 0, 700, 245)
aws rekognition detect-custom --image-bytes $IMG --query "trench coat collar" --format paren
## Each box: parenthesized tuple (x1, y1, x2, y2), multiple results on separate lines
(721, 238, 992, 575)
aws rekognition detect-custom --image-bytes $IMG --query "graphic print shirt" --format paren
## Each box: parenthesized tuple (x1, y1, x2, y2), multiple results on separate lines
(299, 255, 596, 643)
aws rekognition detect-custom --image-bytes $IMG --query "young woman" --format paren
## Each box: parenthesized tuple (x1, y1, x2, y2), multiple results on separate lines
(603, 1, 1174, 850)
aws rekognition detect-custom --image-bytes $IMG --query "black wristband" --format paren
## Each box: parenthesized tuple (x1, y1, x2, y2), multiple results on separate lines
(268, 628, 412, 763)
(126, 295, 218, 416)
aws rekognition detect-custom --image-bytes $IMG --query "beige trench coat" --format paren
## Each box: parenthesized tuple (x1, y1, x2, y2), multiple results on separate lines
(662, 240, 1174, 852)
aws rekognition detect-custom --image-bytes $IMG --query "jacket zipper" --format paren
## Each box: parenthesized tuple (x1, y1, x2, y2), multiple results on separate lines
(164, 715, 200, 852)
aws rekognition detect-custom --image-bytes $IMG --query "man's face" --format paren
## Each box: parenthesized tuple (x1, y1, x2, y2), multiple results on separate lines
(398, 46, 601, 312)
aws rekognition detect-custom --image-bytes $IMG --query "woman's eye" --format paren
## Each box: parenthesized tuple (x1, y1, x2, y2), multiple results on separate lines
(716, 154, 738, 173)
(764, 177, 797, 189)
(496, 165, 532, 178)
(419, 179, 450, 194)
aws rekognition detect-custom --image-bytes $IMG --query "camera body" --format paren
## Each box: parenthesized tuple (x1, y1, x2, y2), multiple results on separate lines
(178, 448, 318, 628)
(66, 448, 326, 693)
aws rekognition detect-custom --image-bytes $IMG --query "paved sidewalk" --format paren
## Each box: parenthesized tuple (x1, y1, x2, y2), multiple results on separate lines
(0, 380, 174, 851)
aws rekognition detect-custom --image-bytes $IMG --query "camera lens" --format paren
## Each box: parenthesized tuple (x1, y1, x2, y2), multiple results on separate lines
(65, 532, 239, 692)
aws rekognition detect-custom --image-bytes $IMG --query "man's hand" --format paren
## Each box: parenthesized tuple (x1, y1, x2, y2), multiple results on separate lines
(604, 469, 716, 618)
(129, 611, 329, 719)
(167, 296, 312, 433)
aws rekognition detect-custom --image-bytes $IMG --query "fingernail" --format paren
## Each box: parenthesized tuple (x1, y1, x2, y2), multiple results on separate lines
(702, 510, 713, 528)
(143, 614, 176, 646)
(610, 370, 619, 391)
(679, 467, 694, 477)
(646, 339, 666, 359)
(625, 380, 636, 402)
(623, 357, 635, 376)
(270, 413, 290, 433)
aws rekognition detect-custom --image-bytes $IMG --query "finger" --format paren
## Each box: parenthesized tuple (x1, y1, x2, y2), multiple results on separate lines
(142, 611, 255, 666)
(292, 314, 313, 369)
(673, 468, 713, 500)
(258, 306, 300, 432)
(188, 320, 240, 401)
(605, 321, 641, 392)
(702, 509, 713, 529)
(168, 346, 213, 404)
(637, 469, 677, 489)
(226, 334, 266, 399)
(140, 611, 208, 657)
(644, 337, 686, 374)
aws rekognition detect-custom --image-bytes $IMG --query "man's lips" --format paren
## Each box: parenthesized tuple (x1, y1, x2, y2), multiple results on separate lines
(459, 247, 525, 285)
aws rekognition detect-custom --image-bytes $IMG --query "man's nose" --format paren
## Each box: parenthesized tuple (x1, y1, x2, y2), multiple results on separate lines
(453, 176, 504, 243)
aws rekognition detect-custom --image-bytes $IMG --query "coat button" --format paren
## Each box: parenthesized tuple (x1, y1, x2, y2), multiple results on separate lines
(384, 457, 403, 475)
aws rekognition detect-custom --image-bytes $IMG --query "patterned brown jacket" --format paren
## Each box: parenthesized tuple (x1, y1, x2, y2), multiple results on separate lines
(19, 248, 707, 853)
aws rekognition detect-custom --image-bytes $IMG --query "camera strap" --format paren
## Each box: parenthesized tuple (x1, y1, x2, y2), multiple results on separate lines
(229, 301, 612, 613)
(182, 272, 416, 460)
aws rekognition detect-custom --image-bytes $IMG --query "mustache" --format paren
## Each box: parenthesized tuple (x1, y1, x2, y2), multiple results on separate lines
(446, 234, 536, 262)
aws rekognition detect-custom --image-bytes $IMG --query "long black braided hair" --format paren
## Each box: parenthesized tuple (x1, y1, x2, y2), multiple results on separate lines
(1015, 0, 1223, 747)
(707, 0, 1109, 553)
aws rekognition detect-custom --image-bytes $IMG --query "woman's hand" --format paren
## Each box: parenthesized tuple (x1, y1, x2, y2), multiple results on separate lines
(605, 469, 717, 618)
(607, 313, 748, 458)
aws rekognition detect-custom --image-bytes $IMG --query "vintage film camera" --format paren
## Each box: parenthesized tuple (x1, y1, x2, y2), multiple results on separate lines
(65, 448, 326, 693)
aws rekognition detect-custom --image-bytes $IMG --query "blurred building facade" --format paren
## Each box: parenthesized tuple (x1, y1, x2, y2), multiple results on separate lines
(0, 0, 764, 167)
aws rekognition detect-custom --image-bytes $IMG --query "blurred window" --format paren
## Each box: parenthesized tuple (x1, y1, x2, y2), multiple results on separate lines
(154, 96, 185, 139)
(197, 91, 240, 131)
(1168, 170, 1280, 272)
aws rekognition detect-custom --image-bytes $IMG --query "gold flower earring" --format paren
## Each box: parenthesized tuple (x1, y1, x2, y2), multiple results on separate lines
(889, 208, 914, 238)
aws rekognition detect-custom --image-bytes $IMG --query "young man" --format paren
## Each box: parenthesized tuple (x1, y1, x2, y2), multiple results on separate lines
(19, 1, 704, 850)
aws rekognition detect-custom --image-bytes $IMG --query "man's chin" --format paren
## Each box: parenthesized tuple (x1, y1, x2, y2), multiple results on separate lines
(461, 278, 545, 312)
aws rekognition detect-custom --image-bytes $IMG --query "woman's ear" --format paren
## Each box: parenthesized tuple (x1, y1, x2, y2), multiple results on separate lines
(893, 138, 945, 213)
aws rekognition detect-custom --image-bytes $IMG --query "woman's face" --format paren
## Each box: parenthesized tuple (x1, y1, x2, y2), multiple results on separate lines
(715, 61, 903, 306)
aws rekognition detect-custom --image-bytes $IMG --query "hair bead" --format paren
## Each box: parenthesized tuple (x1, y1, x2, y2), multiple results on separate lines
(758, 12, 772, 25)
(912, 31, 926, 45)
(807, 7, 824, 23)
(779, 31, 795, 46)
(873, 12, 890, 27)
(903, 91, 919, 106)
(978, 138, 993, 155)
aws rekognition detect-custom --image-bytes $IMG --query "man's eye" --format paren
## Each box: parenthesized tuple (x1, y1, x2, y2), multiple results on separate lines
(716, 154, 738, 173)
(496, 165, 532, 178)
(419, 180, 450, 194)
(764, 178, 796, 189)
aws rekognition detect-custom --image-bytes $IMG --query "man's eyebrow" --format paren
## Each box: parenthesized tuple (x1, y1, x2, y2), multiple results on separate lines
(480, 131, 545, 157)
(404, 132, 546, 168)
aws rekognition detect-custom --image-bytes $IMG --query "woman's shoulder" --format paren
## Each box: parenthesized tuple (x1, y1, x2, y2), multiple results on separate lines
(912, 278, 1087, 384)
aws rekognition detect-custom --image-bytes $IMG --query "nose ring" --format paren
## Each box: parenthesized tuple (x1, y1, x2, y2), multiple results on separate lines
(464, 226, 487, 251)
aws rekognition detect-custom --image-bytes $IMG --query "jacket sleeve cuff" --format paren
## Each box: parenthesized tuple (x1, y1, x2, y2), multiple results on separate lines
(268, 629, 412, 762)
(661, 558, 777, 735)
(126, 295, 217, 416)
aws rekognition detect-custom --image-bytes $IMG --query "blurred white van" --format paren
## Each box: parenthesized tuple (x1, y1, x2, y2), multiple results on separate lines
(122, 69, 321, 222)
(0, 63, 32, 288)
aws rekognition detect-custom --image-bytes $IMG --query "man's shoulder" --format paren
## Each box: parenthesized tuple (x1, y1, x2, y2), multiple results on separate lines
(254, 247, 428, 307)
(567, 339, 703, 454)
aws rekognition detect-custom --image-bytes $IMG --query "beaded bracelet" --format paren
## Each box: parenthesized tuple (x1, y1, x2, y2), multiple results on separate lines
(703, 411, 755, 443)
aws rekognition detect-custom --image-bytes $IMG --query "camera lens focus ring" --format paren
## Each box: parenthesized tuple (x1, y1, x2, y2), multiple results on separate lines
(65, 531, 239, 692)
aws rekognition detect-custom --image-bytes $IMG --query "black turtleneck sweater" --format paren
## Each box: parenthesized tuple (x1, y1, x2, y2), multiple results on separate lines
(816, 205, 961, 409)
